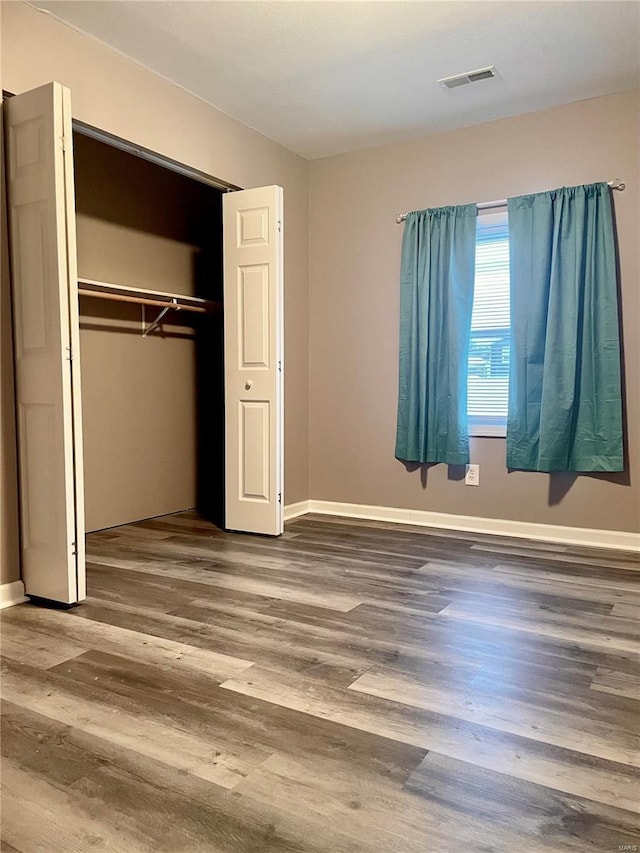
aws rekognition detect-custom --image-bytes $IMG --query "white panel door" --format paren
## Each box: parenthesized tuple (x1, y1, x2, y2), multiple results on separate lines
(5, 82, 85, 603)
(223, 186, 283, 535)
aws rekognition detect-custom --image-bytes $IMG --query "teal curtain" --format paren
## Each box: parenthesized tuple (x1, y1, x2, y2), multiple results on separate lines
(507, 183, 623, 472)
(395, 204, 476, 464)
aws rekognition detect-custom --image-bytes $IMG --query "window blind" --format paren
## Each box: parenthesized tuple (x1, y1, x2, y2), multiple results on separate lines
(468, 217, 510, 431)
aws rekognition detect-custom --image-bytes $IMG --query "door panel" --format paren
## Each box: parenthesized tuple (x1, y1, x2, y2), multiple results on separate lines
(5, 82, 85, 603)
(223, 186, 283, 535)
(239, 265, 270, 367)
(240, 400, 270, 500)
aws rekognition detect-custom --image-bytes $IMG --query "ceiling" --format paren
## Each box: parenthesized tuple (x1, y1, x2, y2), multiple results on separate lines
(31, 0, 640, 160)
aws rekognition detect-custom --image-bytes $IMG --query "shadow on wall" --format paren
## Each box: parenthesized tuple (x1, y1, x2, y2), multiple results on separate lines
(73, 134, 213, 244)
(398, 457, 632, 509)
(399, 460, 466, 487)
(400, 460, 437, 488)
(548, 468, 631, 506)
(78, 297, 197, 338)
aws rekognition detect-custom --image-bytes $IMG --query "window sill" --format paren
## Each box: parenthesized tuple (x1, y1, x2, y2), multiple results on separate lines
(469, 424, 506, 438)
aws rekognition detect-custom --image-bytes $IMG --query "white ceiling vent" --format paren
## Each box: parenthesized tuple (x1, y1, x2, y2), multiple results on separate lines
(438, 66, 498, 90)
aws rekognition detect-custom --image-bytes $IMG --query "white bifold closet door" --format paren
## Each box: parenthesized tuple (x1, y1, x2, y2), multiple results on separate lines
(5, 82, 85, 603)
(5, 82, 284, 605)
(223, 187, 284, 536)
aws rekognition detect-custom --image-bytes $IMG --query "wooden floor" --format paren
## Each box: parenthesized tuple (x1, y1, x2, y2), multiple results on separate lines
(1, 512, 639, 852)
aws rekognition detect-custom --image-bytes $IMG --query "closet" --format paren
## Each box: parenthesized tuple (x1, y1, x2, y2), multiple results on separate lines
(5, 81, 284, 606)
(73, 133, 224, 533)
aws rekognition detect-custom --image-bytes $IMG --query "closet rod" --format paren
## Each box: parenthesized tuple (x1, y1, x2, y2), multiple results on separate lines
(77, 289, 210, 313)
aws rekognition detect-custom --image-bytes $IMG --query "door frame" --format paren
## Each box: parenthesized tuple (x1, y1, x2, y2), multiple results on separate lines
(3, 92, 238, 194)
(70, 120, 286, 538)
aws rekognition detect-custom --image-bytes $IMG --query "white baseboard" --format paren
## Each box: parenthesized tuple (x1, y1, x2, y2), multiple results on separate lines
(283, 500, 311, 521)
(284, 499, 640, 552)
(0, 580, 27, 610)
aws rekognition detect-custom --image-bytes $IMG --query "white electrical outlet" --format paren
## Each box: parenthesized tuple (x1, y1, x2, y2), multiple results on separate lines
(465, 464, 480, 486)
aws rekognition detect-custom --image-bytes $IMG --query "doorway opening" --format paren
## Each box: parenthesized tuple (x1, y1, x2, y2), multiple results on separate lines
(73, 132, 226, 534)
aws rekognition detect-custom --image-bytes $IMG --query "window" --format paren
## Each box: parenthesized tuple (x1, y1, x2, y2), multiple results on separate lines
(468, 210, 510, 436)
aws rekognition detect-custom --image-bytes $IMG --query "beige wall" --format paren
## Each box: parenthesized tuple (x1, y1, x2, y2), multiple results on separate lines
(1, 2, 310, 554)
(309, 91, 640, 533)
(3, 0, 638, 554)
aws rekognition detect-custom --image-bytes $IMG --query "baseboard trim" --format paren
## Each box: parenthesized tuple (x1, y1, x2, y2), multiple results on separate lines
(283, 500, 311, 521)
(0, 580, 27, 610)
(284, 499, 640, 552)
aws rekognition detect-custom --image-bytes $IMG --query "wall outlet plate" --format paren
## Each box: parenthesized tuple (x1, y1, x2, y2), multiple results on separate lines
(465, 464, 480, 486)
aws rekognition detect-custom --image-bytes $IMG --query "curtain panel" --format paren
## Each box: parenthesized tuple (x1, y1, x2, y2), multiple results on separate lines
(507, 183, 623, 472)
(395, 204, 476, 465)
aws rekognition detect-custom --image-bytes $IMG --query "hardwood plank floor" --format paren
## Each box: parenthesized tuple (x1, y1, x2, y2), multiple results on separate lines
(1, 511, 639, 852)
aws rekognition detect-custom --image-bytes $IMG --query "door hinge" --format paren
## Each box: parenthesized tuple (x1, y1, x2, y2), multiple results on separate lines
(60, 135, 68, 152)
(278, 360, 282, 373)
(278, 492, 282, 504)
(277, 220, 282, 233)
(66, 346, 73, 361)
(71, 541, 77, 556)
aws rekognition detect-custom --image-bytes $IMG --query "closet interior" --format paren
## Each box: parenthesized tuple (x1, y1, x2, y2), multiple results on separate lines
(73, 132, 225, 533)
